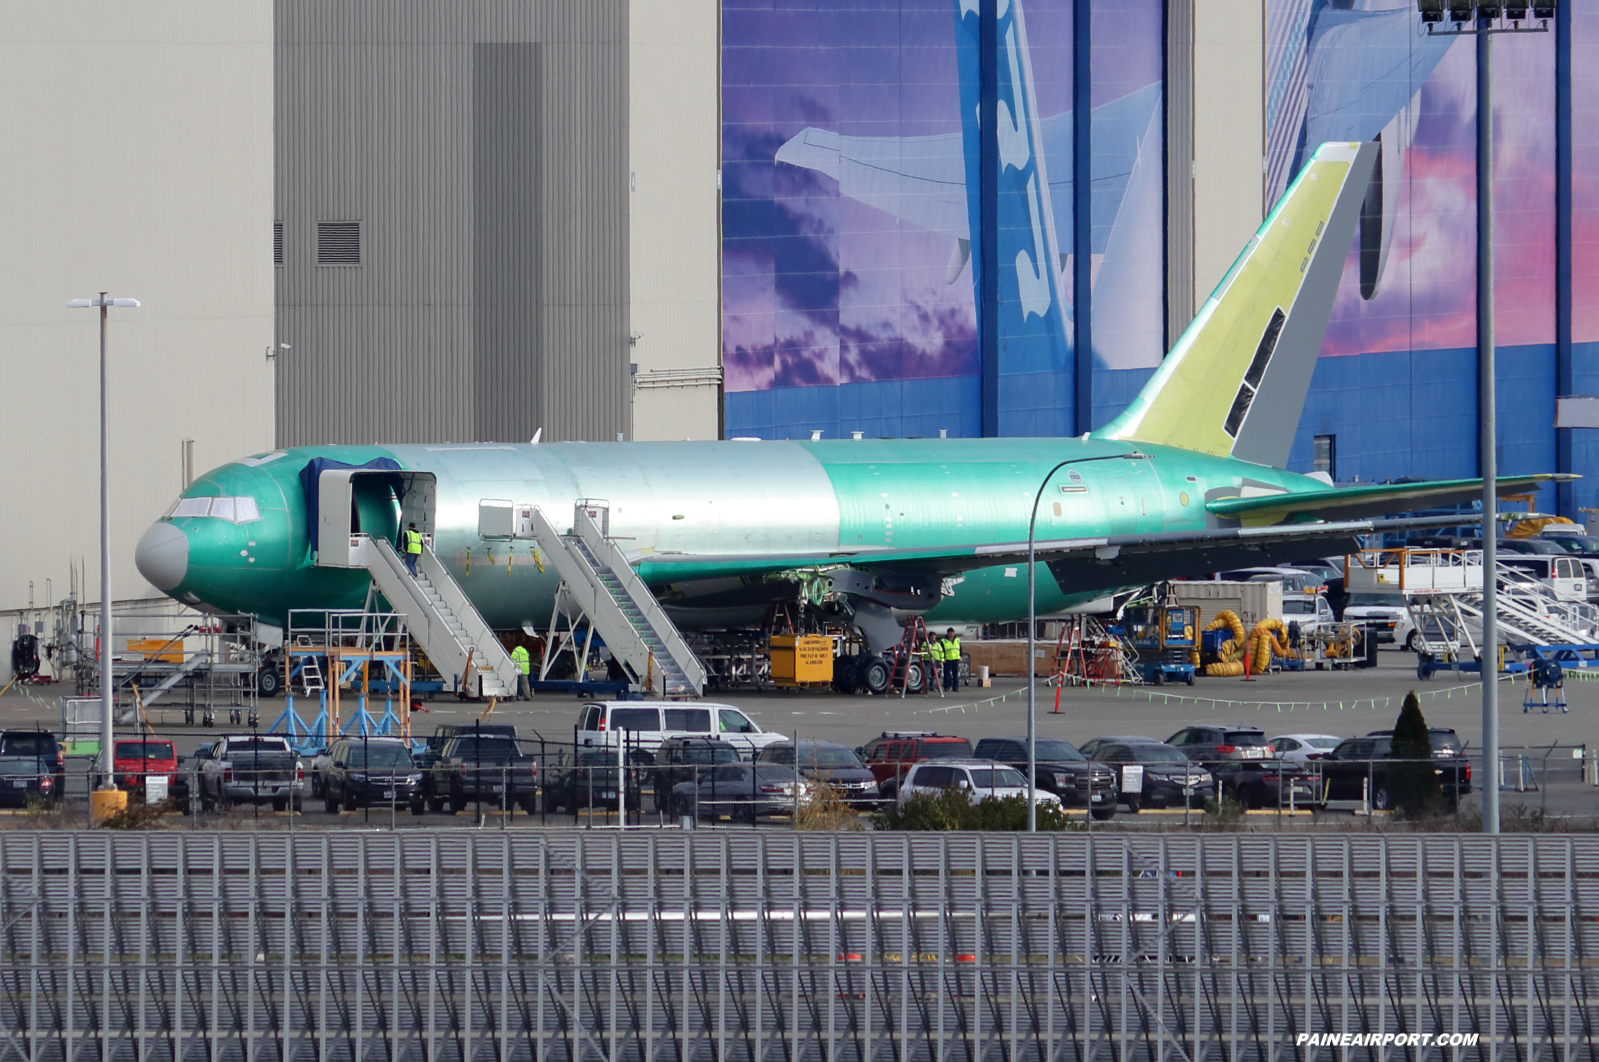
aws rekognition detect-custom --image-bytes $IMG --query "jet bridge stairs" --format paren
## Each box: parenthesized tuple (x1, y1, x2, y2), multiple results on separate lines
(530, 506, 706, 699)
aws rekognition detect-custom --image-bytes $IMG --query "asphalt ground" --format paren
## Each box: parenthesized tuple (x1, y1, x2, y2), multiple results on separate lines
(3, 649, 1597, 827)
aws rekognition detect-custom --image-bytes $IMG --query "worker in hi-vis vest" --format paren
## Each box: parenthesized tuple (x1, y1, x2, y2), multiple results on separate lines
(403, 523, 423, 577)
(510, 643, 531, 700)
(940, 629, 961, 692)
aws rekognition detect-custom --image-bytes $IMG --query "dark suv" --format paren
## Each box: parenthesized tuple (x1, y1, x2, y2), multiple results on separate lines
(0, 730, 66, 795)
(972, 736, 1117, 819)
(652, 737, 741, 811)
(320, 737, 424, 814)
(858, 732, 974, 800)
(1319, 728, 1472, 811)
(756, 740, 881, 809)
(1164, 726, 1275, 769)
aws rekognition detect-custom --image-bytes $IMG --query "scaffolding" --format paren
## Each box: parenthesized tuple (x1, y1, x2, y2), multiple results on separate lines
(270, 609, 412, 755)
(103, 611, 261, 728)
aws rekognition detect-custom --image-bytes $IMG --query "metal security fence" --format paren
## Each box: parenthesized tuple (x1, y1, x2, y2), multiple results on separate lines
(1, 832, 1597, 1062)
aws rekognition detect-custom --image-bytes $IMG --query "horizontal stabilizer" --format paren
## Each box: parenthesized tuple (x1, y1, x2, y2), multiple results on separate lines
(1205, 475, 1577, 525)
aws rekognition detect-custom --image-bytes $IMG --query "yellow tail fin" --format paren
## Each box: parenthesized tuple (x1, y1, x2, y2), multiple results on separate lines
(1096, 141, 1378, 466)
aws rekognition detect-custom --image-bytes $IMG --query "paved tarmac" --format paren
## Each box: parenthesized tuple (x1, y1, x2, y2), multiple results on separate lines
(4, 649, 1597, 825)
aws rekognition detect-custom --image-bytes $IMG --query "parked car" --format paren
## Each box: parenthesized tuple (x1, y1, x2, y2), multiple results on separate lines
(651, 737, 742, 811)
(111, 738, 186, 810)
(320, 736, 424, 814)
(1217, 566, 1328, 594)
(1163, 725, 1275, 769)
(426, 734, 539, 813)
(858, 731, 975, 800)
(1212, 759, 1316, 809)
(971, 736, 1117, 819)
(896, 760, 1062, 809)
(0, 757, 56, 808)
(415, 723, 519, 774)
(1340, 592, 1416, 648)
(1282, 593, 1338, 639)
(194, 734, 305, 812)
(667, 763, 812, 822)
(1083, 739, 1214, 812)
(1318, 729, 1472, 811)
(544, 747, 649, 812)
(755, 739, 881, 808)
(1267, 733, 1343, 765)
(575, 701, 784, 757)
(0, 729, 66, 794)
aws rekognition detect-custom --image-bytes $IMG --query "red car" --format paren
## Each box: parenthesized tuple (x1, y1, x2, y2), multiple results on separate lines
(113, 739, 180, 802)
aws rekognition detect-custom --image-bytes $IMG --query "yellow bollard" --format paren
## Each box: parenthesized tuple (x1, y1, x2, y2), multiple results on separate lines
(90, 788, 128, 825)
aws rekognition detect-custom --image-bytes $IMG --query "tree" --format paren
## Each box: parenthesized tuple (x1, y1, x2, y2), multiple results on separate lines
(1388, 691, 1443, 816)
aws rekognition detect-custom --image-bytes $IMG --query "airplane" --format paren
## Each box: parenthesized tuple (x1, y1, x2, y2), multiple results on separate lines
(135, 139, 1568, 665)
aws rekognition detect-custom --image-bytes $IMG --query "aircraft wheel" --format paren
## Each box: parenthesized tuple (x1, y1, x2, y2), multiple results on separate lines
(905, 661, 925, 694)
(861, 656, 892, 696)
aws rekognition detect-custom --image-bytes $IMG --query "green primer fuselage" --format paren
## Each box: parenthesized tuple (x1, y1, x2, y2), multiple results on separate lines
(157, 437, 1321, 629)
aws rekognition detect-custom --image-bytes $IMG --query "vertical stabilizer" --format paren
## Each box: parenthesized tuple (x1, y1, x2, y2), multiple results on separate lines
(1095, 140, 1377, 466)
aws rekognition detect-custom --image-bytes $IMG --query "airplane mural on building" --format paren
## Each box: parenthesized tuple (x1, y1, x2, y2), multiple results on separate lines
(771, 0, 1452, 379)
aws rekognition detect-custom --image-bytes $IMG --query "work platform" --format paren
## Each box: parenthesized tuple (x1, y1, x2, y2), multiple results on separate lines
(271, 609, 413, 754)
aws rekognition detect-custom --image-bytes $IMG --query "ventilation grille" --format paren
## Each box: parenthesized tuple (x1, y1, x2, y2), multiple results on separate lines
(317, 221, 361, 266)
(273, 222, 283, 266)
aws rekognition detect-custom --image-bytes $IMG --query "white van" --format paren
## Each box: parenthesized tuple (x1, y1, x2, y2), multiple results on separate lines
(575, 701, 785, 758)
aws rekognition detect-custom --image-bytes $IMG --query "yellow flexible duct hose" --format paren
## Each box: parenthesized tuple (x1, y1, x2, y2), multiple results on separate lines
(1248, 618, 1293, 671)
(1203, 609, 1247, 667)
(1205, 661, 1245, 677)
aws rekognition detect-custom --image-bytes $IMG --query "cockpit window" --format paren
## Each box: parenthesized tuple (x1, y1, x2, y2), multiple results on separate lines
(169, 496, 261, 523)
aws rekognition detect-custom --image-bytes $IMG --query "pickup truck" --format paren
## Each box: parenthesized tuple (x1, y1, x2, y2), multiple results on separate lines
(414, 723, 520, 775)
(194, 734, 306, 812)
(1318, 728, 1472, 811)
(425, 734, 539, 814)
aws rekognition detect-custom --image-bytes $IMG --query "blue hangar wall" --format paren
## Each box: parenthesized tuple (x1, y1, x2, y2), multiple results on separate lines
(720, 1, 1599, 520)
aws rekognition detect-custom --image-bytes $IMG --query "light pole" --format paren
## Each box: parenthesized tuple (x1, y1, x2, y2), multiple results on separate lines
(1026, 450, 1149, 830)
(1415, 1, 1551, 834)
(68, 293, 140, 801)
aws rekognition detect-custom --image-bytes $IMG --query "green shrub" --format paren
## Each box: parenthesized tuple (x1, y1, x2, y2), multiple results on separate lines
(873, 791, 1077, 831)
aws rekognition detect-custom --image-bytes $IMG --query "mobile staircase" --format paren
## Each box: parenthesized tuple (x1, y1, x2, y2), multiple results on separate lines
(1347, 548, 1599, 679)
(349, 536, 519, 699)
(530, 504, 706, 698)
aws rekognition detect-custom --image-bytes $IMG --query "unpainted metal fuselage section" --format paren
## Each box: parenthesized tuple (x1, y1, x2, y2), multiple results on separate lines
(135, 436, 1322, 632)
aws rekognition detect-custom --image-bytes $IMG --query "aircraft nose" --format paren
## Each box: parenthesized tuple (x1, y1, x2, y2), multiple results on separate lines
(135, 521, 189, 591)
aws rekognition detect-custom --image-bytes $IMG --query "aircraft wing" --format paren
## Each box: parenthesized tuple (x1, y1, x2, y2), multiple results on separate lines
(636, 512, 1487, 600)
(1204, 475, 1574, 525)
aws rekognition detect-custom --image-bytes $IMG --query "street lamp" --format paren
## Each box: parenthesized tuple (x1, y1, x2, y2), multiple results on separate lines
(68, 293, 140, 808)
(1415, 1, 1550, 834)
(1026, 450, 1149, 831)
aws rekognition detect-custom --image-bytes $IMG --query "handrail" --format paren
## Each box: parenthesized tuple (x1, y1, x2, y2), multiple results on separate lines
(572, 509, 707, 693)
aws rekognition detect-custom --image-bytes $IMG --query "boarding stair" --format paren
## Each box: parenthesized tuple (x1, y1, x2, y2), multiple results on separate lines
(1353, 548, 1599, 660)
(135, 650, 213, 709)
(530, 505, 706, 698)
(356, 537, 518, 698)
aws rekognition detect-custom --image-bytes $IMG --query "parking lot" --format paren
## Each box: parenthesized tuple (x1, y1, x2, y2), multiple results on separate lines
(3, 651, 1596, 828)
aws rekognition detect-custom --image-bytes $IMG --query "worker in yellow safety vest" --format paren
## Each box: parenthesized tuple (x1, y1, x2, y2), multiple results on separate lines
(510, 643, 531, 700)
(939, 629, 961, 692)
(403, 523, 424, 577)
